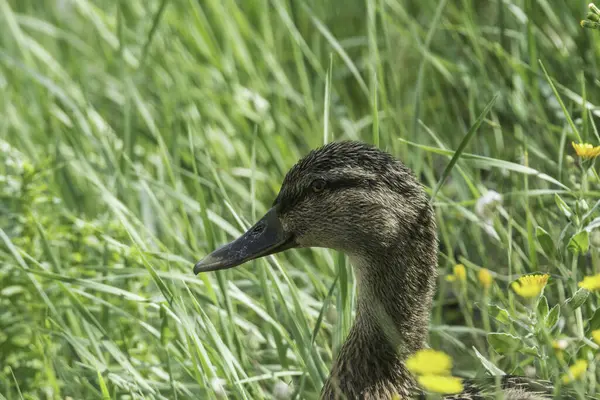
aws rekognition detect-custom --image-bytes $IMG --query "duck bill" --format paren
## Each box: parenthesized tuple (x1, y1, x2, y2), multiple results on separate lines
(193, 207, 296, 274)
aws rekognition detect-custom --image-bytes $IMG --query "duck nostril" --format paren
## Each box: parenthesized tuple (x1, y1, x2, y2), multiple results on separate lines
(251, 223, 265, 235)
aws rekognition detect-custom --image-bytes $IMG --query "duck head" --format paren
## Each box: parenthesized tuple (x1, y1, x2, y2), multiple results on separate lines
(193, 141, 432, 274)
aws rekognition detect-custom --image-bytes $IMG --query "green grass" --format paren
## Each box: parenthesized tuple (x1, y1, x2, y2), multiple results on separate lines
(1, 0, 600, 398)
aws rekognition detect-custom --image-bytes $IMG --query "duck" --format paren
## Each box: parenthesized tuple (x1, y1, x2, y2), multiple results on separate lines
(193, 141, 555, 400)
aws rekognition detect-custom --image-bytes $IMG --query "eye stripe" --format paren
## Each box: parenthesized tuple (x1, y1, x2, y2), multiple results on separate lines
(275, 177, 371, 212)
(327, 177, 368, 190)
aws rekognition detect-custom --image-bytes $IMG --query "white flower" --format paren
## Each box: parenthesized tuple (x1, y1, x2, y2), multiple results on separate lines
(476, 190, 502, 241)
(475, 190, 503, 220)
(326, 304, 338, 324)
(554, 339, 568, 350)
(235, 85, 270, 115)
(210, 377, 227, 398)
(524, 365, 536, 378)
(273, 380, 293, 400)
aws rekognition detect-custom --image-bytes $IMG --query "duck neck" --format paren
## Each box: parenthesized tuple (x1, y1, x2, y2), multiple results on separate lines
(322, 224, 438, 399)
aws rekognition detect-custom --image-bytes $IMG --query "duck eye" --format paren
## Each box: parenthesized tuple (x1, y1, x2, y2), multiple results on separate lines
(311, 179, 326, 193)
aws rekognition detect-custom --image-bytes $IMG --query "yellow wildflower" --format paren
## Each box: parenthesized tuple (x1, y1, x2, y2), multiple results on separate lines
(417, 375, 464, 394)
(572, 142, 600, 159)
(478, 268, 493, 289)
(561, 359, 588, 384)
(578, 273, 600, 291)
(592, 330, 600, 346)
(511, 274, 549, 298)
(446, 264, 467, 283)
(406, 349, 452, 376)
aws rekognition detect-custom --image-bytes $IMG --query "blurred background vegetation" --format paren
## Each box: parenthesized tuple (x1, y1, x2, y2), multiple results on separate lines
(1, 0, 599, 398)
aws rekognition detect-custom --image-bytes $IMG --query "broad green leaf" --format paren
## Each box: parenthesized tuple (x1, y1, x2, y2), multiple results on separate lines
(536, 295, 549, 319)
(488, 304, 511, 325)
(565, 288, 589, 310)
(546, 305, 560, 330)
(588, 308, 600, 332)
(535, 227, 555, 258)
(521, 346, 540, 356)
(488, 333, 522, 354)
(555, 194, 573, 219)
(473, 347, 505, 376)
(568, 231, 589, 254)
(577, 199, 589, 214)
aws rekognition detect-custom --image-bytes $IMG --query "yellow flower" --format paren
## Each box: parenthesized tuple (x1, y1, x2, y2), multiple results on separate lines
(578, 274, 600, 291)
(478, 268, 493, 289)
(592, 330, 600, 346)
(406, 349, 452, 376)
(408, 349, 464, 395)
(511, 274, 549, 298)
(572, 142, 600, 159)
(417, 375, 464, 394)
(561, 359, 588, 384)
(446, 264, 467, 283)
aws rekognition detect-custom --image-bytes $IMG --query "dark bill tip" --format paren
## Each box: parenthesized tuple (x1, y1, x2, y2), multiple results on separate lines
(193, 252, 232, 274)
